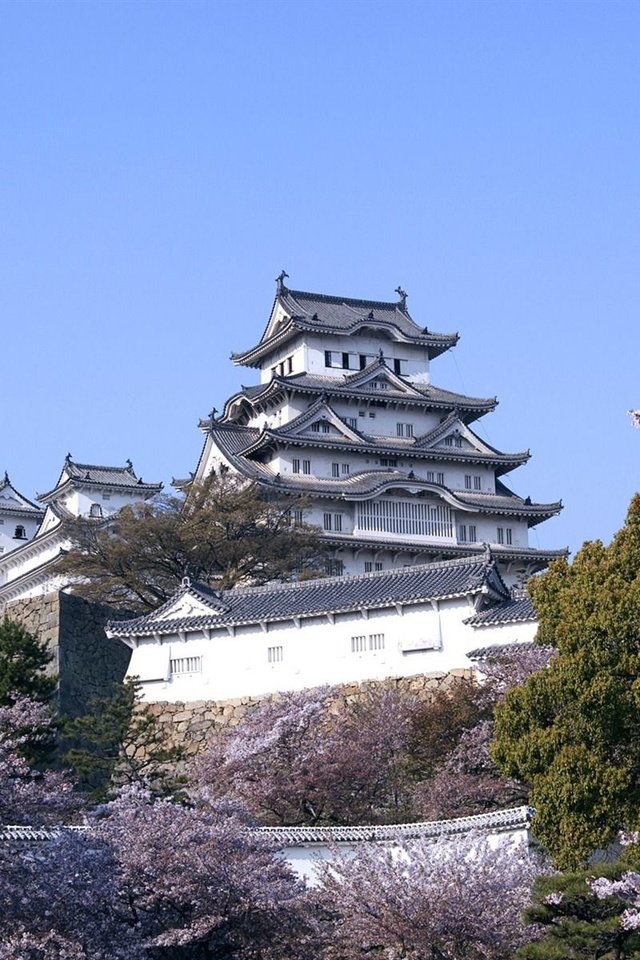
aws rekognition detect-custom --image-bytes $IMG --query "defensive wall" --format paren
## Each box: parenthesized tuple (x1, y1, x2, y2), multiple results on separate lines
(3, 591, 132, 717)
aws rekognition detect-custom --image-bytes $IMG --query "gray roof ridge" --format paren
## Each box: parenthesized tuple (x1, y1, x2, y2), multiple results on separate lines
(284, 287, 408, 313)
(221, 553, 490, 600)
(0, 477, 44, 513)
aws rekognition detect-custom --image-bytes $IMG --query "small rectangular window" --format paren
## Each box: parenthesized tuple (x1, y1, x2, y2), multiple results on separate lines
(364, 562, 373, 572)
(380, 458, 398, 467)
(375, 561, 383, 571)
(341, 463, 350, 475)
(368, 412, 376, 419)
(292, 459, 300, 474)
(293, 509, 304, 526)
(358, 410, 366, 418)
(369, 633, 385, 651)
(506, 528, 513, 545)
(464, 475, 472, 490)
(334, 514, 343, 532)
(351, 635, 367, 653)
(323, 512, 332, 531)
(102, 493, 111, 501)
(455, 437, 463, 448)
(303, 460, 311, 475)
(497, 527, 504, 544)
(170, 657, 202, 675)
(459, 524, 467, 541)
(321, 421, 330, 433)
(437, 472, 445, 485)
(444, 436, 453, 446)
(393, 358, 404, 375)
(332, 463, 340, 478)
(267, 646, 284, 664)
(324, 350, 333, 367)
(311, 422, 320, 433)
(426, 471, 434, 482)
(359, 355, 367, 370)
(474, 476, 481, 490)
(342, 352, 350, 369)
(347, 417, 358, 430)
(326, 559, 344, 576)
(468, 525, 477, 542)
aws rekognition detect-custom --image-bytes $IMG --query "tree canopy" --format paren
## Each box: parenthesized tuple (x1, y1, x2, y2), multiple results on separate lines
(492, 494, 640, 869)
(55, 474, 327, 610)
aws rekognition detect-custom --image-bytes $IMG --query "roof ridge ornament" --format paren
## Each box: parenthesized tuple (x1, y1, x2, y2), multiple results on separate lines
(395, 286, 408, 310)
(275, 270, 289, 294)
(3, 471, 9, 484)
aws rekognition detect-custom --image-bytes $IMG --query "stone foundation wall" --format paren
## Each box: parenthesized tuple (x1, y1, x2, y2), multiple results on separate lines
(144, 668, 474, 766)
(5, 592, 132, 717)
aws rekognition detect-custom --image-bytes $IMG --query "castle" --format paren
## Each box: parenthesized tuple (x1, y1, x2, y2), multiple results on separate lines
(188, 274, 563, 586)
(1, 276, 563, 704)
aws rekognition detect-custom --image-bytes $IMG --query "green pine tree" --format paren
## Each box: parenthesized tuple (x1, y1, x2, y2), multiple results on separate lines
(0, 616, 57, 706)
(517, 861, 640, 959)
(62, 677, 185, 802)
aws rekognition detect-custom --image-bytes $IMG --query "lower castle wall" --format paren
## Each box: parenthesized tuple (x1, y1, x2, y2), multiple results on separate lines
(142, 668, 474, 766)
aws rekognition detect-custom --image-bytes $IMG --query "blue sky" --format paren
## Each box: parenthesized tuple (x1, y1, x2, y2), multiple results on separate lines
(2, 0, 639, 558)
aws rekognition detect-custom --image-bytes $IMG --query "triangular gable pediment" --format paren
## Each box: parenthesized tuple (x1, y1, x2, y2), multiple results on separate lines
(0, 480, 42, 515)
(343, 360, 423, 397)
(148, 583, 229, 625)
(280, 400, 364, 444)
(415, 415, 498, 457)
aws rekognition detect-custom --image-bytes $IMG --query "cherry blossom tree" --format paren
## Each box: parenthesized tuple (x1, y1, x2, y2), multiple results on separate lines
(94, 789, 319, 959)
(0, 697, 79, 826)
(191, 685, 420, 826)
(317, 833, 543, 960)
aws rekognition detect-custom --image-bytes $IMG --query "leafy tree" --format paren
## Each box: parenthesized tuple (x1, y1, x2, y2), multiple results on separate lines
(492, 495, 640, 869)
(516, 861, 640, 959)
(407, 675, 495, 781)
(62, 678, 184, 802)
(317, 833, 543, 960)
(0, 616, 56, 706)
(414, 718, 527, 819)
(55, 474, 326, 610)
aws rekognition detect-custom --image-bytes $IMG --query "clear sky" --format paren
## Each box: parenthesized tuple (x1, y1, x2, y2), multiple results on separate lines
(2, 0, 639, 559)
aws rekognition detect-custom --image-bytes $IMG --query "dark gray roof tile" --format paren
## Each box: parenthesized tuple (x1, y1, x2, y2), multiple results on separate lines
(107, 555, 510, 638)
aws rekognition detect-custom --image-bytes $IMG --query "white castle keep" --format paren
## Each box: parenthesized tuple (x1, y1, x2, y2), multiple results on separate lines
(189, 274, 563, 586)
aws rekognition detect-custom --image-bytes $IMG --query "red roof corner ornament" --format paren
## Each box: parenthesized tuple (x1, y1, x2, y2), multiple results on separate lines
(628, 410, 640, 429)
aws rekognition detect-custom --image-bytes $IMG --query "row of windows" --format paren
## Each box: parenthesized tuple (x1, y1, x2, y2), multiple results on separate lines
(323, 512, 344, 532)
(350, 633, 385, 653)
(171, 630, 389, 677)
(331, 462, 350, 477)
(458, 524, 477, 542)
(270, 356, 294, 377)
(444, 435, 463, 448)
(464, 475, 482, 490)
(324, 351, 406, 375)
(497, 527, 513, 545)
(292, 459, 312, 474)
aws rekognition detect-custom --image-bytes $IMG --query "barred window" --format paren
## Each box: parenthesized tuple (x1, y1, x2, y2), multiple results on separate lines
(170, 657, 202, 675)
(351, 635, 367, 653)
(267, 646, 284, 664)
(369, 633, 385, 651)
